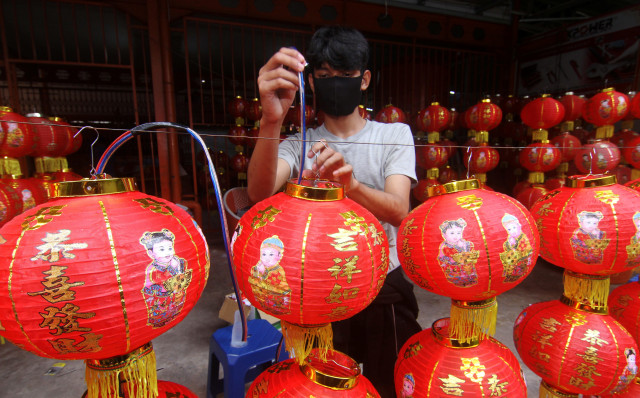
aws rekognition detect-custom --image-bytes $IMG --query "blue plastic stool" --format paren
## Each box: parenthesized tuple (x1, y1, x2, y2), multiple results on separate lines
(207, 318, 287, 398)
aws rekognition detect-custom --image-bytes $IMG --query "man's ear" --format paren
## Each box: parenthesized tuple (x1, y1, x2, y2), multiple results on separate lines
(361, 70, 371, 90)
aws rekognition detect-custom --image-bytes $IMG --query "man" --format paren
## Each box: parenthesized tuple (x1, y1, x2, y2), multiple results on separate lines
(248, 25, 421, 397)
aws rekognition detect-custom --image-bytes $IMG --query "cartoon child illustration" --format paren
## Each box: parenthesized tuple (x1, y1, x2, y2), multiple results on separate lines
(610, 347, 638, 393)
(499, 213, 533, 283)
(401, 373, 415, 398)
(140, 228, 192, 328)
(626, 212, 640, 267)
(437, 218, 480, 287)
(570, 211, 609, 264)
(247, 235, 291, 315)
(21, 189, 35, 211)
(0, 201, 6, 223)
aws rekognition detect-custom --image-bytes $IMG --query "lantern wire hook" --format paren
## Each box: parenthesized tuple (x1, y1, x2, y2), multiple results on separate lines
(73, 126, 100, 177)
(310, 139, 330, 182)
(466, 146, 473, 179)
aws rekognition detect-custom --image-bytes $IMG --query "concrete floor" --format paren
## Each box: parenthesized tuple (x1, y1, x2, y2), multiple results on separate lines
(0, 236, 584, 397)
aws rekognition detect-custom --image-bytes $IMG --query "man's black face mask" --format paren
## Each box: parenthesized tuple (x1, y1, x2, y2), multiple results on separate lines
(312, 75, 363, 117)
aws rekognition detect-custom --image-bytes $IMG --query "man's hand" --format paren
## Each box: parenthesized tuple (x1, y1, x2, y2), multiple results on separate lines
(257, 47, 306, 125)
(303, 140, 358, 192)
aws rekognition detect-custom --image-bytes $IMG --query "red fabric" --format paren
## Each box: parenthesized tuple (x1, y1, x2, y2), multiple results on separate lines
(0, 189, 209, 359)
(514, 300, 639, 395)
(583, 89, 629, 127)
(394, 318, 526, 398)
(531, 176, 640, 275)
(398, 184, 539, 300)
(520, 96, 565, 130)
(232, 183, 389, 325)
(416, 103, 450, 133)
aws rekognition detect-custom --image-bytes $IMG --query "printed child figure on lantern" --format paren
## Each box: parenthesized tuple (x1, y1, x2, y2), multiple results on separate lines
(400, 373, 415, 397)
(140, 229, 192, 328)
(248, 235, 292, 315)
(610, 347, 638, 393)
(570, 211, 610, 264)
(625, 212, 640, 267)
(437, 218, 480, 287)
(500, 213, 534, 282)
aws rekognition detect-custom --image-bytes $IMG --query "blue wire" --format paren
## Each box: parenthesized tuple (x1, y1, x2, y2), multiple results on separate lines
(297, 70, 306, 184)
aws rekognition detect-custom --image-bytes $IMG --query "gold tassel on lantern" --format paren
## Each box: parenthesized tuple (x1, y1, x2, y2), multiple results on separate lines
(85, 342, 158, 398)
(35, 156, 68, 173)
(449, 297, 497, 344)
(539, 381, 579, 398)
(281, 321, 333, 364)
(0, 157, 22, 176)
(561, 270, 610, 313)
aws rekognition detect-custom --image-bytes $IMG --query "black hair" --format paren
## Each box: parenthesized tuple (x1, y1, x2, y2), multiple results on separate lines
(306, 26, 369, 73)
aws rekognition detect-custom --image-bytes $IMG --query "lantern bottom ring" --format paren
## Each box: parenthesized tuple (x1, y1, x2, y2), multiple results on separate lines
(301, 352, 360, 390)
(559, 294, 608, 315)
(85, 343, 154, 371)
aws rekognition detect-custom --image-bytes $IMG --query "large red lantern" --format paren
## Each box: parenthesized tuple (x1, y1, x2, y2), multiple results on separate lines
(559, 92, 586, 131)
(531, 174, 640, 276)
(0, 106, 37, 175)
(394, 318, 527, 397)
(247, 348, 380, 397)
(514, 287, 639, 396)
(398, 179, 539, 340)
(463, 145, 500, 184)
(583, 88, 629, 138)
(574, 140, 621, 174)
(519, 142, 561, 173)
(375, 104, 406, 124)
(416, 102, 450, 134)
(0, 177, 209, 396)
(231, 179, 388, 361)
(520, 94, 565, 133)
(463, 99, 502, 144)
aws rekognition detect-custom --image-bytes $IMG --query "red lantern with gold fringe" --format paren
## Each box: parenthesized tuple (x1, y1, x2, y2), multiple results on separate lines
(583, 88, 629, 138)
(519, 142, 561, 173)
(27, 114, 71, 174)
(412, 177, 439, 203)
(0, 181, 21, 227)
(574, 140, 620, 174)
(0, 177, 209, 398)
(463, 145, 500, 184)
(417, 143, 448, 170)
(394, 317, 527, 398)
(416, 102, 450, 134)
(531, 174, 640, 276)
(514, 276, 639, 397)
(232, 179, 388, 362)
(227, 95, 248, 125)
(52, 117, 81, 158)
(559, 92, 586, 131)
(375, 104, 406, 124)
(246, 98, 262, 122)
(0, 106, 37, 176)
(609, 281, 640, 344)
(463, 99, 502, 145)
(228, 124, 247, 146)
(247, 348, 380, 397)
(398, 179, 539, 341)
(550, 132, 581, 163)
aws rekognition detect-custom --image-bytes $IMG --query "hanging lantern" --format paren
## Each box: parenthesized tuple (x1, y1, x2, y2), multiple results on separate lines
(574, 140, 621, 174)
(230, 152, 249, 174)
(583, 88, 629, 138)
(0, 177, 209, 398)
(398, 179, 539, 341)
(559, 92, 586, 132)
(416, 102, 450, 136)
(623, 135, 640, 170)
(231, 179, 388, 362)
(246, 98, 263, 122)
(417, 143, 448, 170)
(550, 131, 581, 164)
(412, 177, 439, 203)
(27, 113, 71, 174)
(247, 348, 380, 397)
(609, 281, 640, 343)
(520, 94, 565, 135)
(228, 124, 248, 147)
(0, 106, 37, 176)
(519, 142, 561, 176)
(463, 145, 500, 185)
(81, 379, 198, 398)
(1, 175, 48, 212)
(438, 165, 458, 184)
(630, 92, 640, 120)
(463, 99, 502, 145)
(0, 181, 21, 227)
(375, 104, 406, 124)
(514, 275, 639, 396)
(531, 174, 640, 276)
(394, 318, 527, 397)
(227, 95, 248, 125)
(515, 184, 548, 210)
(287, 103, 315, 128)
(357, 104, 372, 121)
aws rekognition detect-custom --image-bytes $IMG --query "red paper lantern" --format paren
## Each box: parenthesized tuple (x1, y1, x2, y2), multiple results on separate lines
(230, 152, 249, 173)
(417, 142, 448, 170)
(514, 297, 639, 396)
(287, 104, 315, 128)
(519, 142, 561, 173)
(398, 178, 539, 300)
(463, 145, 500, 175)
(228, 124, 248, 146)
(560, 92, 586, 126)
(227, 95, 248, 119)
(231, 179, 388, 360)
(247, 348, 380, 397)
(0, 106, 37, 175)
(51, 117, 82, 157)
(246, 126, 260, 148)
(583, 88, 629, 137)
(81, 379, 198, 398)
(609, 281, 640, 343)
(0, 177, 209, 360)
(613, 164, 632, 185)
(516, 185, 548, 210)
(438, 165, 457, 184)
(246, 98, 263, 122)
(27, 114, 71, 174)
(501, 94, 520, 119)
(531, 174, 640, 275)
(412, 177, 439, 203)
(623, 135, 640, 169)
(574, 140, 621, 174)
(375, 104, 406, 124)
(0, 181, 21, 227)
(357, 105, 372, 120)
(394, 318, 527, 397)
(545, 177, 565, 191)
(596, 378, 640, 398)
(416, 102, 450, 133)
(1, 176, 48, 212)
(463, 99, 502, 143)
(550, 132, 581, 162)
(520, 95, 565, 132)
(630, 92, 640, 120)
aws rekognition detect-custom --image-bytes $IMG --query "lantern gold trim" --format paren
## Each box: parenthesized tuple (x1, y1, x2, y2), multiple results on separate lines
(566, 174, 616, 188)
(430, 179, 479, 197)
(431, 317, 481, 348)
(284, 179, 344, 201)
(54, 177, 137, 198)
(301, 350, 360, 390)
(539, 381, 579, 398)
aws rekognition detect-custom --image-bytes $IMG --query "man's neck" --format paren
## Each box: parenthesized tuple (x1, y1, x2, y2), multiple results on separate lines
(321, 110, 367, 139)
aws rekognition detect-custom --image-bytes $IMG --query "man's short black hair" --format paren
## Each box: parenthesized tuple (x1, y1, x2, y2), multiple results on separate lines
(306, 26, 369, 73)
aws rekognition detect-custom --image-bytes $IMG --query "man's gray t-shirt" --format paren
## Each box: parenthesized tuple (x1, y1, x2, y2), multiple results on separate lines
(278, 120, 417, 273)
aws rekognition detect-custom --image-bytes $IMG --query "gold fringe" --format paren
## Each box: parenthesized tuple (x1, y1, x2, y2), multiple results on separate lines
(563, 270, 609, 312)
(426, 132, 440, 144)
(0, 157, 22, 176)
(595, 125, 614, 139)
(532, 129, 549, 142)
(528, 172, 545, 184)
(85, 343, 158, 398)
(35, 157, 67, 173)
(560, 121, 574, 132)
(449, 298, 497, 344)
(282, 321, 333, 365)
(539, 381, 578, 397)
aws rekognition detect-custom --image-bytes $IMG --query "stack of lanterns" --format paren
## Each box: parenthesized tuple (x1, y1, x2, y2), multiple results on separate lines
(516, 94, 564, 209)
(226, 95, 251, 185)
(231, 178, 387, 396)
(518, 174, 640, 397)
(547, 92, 584, 190)
(413, 102, 451, 202)
(395, 178, 538, 395)
(0, 177, 210, 398)
(622, 92, 640, 182)
(462, 99, 502, 188)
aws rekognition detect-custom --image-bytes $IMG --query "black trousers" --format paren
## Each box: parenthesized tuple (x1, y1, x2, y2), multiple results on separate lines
(332, 267, 422, 398)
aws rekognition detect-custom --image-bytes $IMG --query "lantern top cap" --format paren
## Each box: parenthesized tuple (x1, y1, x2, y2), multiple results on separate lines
(431, 318, 481, 348)
(602, 87, 614, 93)
(48, 116, 64, 122)
(566, 174, 616, 188)
(428, 179, 480, 197)
(481, 99, 491, 103)
(0, 105, 13, 113)
(54, 177, 137, 198)
(430, 102, 440, 106)
(301, 349, 360, 390)
(285, 178, 344, 201)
